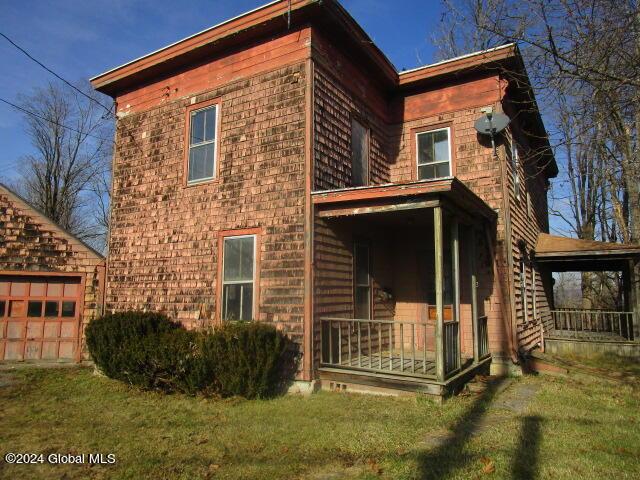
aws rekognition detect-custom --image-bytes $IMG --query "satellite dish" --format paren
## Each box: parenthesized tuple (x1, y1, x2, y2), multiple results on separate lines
(474, 112, 510, 135)
(474, 112, 510, 156)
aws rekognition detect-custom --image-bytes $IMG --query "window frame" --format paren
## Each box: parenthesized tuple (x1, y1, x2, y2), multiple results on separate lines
(184, 98, 221, 186)
(216, 228, 262, 323)
(510, 139, 521, 201)
(413, 125, 454, 181)
(350, 115, 371, 187)
(353, 241, 372, 320)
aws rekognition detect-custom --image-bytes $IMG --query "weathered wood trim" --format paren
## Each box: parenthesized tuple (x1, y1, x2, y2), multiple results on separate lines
(317, 199, 439, 218)
(470, 228, 480, 364)
(303, 57, 315, 380)
(434, 206, 445, 381)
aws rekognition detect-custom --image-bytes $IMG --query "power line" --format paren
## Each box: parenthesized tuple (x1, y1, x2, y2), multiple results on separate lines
(0, 97, 112, 142)
(0, 31, 114, 116)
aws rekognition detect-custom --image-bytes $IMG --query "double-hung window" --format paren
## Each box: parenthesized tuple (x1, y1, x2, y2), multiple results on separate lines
(510, 140, 521, 201)
(222, 235, 255, 321)
(416, 127, 451, 180)
(188, 105, 218, 184)
(351, 117, 370, 186)
(354, 243, 371, 319)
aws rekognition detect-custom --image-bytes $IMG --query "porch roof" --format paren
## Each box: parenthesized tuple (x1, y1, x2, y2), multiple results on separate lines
(311, 178, 497, 222)
(534, 233, 640, 271)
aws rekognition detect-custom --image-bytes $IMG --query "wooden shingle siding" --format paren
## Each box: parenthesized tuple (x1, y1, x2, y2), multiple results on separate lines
(0, 189, 105, 359)
(312, 64, 390, 191)
(108, 62, 308, 346)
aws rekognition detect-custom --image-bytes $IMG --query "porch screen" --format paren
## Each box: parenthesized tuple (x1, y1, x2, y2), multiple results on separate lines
(351, 118, 369, 186)
(222, 235, 255, 321)
(417, 127, 451, 180)
(354, 243, 371, 319)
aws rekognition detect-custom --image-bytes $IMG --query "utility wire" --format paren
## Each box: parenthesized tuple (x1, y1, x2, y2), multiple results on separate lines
(0, 97, 111, 142)
(0, 31, 114, 116)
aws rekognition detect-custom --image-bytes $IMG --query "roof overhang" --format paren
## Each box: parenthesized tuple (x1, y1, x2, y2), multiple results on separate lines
(534, 233, 640, 271)
(90, 0, 522, 97)
(312, 177, 497, 223)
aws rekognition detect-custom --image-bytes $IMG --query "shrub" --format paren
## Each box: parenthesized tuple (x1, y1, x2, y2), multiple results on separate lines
(203, 321, 297, 399)
(86, 311, 183, 383)
(86, 312, 297, 398)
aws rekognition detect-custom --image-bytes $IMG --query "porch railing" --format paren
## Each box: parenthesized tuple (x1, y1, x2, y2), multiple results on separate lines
(478, 315, 489, 358)
(444, 321, 460, 375)
(320, 318, 437, 379)
(550, 309, 637, 341)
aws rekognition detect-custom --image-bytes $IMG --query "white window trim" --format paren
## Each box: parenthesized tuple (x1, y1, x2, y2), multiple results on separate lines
(511, 140, 521, 201)
(221, 234, 257, 321)
(187, 104, 219, 185)
(416, 126, 452, 180)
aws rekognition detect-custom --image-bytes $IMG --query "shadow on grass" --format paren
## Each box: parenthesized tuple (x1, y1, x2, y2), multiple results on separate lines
(417, 377, 507, 479)
(511, 415, 543, 480)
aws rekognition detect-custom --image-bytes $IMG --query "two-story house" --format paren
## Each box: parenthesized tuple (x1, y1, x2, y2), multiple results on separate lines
(89, 0, 640, 395)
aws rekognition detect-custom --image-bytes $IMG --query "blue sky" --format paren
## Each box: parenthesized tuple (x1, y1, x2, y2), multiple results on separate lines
(0, 0, 443, 182)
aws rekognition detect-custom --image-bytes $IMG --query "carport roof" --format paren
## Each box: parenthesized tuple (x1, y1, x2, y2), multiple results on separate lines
(534, 233, 640, 271)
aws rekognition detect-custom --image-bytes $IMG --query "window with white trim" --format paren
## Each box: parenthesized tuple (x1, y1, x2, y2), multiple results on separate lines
(511, 140, 521, 201)
(188, 105, 218, 183)
(222, 235, 255, 321)
(416, 127, 451, 180)
(354, 243, 371, 319)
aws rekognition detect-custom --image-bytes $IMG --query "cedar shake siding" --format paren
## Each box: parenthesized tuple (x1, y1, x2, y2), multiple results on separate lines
(0, 185, 105, 359)
(93, 1, 559, 381)
(107, 62, 308, 344)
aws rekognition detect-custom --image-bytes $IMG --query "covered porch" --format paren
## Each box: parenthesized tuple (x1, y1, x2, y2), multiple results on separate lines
(312, 179, 497, 395)
(535, 233, 640, 358)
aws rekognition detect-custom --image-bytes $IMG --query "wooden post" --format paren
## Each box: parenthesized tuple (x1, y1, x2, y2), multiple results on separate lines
(628, 259, 640, 340)
(452, 217, 461, 371)
(434, 206, 445, 381)
(470, 227, 480, 364)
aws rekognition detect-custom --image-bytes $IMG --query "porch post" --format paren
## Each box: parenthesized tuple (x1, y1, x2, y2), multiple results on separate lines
(452, 217, 461, 371)
(470, 227, 480, 364)
(434, 206, 445, 381)
(628, 258, 640, 340)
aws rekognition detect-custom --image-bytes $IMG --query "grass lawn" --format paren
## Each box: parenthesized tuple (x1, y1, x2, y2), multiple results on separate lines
(0, 358, 639, 479)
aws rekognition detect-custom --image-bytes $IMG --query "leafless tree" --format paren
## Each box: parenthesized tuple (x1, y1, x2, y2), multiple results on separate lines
(13, 81, 113, 252)
(434, 0, 638, 309)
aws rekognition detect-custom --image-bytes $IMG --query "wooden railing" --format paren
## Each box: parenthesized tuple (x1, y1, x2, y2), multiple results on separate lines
(320, 318, 437, 379)
(478, 315, 489, 358)
(444, 321, 460, 375)
(550, 309, 637, 341)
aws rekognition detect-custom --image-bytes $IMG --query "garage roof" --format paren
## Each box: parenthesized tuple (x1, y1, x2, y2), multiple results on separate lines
(0, 183, 104, 260)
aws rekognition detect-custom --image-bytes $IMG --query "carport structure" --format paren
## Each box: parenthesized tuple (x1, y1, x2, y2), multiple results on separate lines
(534, 233, 640, 357)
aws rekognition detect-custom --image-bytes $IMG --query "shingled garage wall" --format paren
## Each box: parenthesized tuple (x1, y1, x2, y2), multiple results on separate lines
(0, 186, 105, 361)
(107, 63, 308, 345)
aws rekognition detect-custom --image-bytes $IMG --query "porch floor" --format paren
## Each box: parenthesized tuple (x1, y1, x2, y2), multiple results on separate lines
(331, 353, 438, 377)
(547, 329, 631, 342)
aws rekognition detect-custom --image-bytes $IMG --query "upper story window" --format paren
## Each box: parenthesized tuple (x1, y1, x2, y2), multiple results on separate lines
(510, 140, 521, 201)
(351, 117, 369, 186)
(188, 104, 218, 184)
(416, 127, 451, 180)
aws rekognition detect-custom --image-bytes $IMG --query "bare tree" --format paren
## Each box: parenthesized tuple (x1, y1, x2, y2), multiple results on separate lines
(434, 0, 639, 243)
(14, 81, 113, 252)
(434, 0, 639, 309)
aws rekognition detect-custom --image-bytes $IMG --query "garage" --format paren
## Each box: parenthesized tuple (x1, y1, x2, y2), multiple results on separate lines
(1, 184, 105, 363)
(0, 274, 84, 361)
